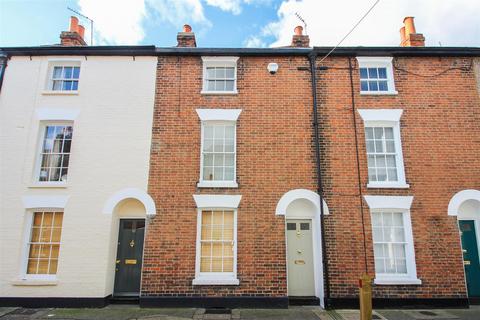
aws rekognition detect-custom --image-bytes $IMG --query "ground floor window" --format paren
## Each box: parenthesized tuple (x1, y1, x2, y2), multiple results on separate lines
(200, 210, 234, 273)
(27, 211, 63, 275)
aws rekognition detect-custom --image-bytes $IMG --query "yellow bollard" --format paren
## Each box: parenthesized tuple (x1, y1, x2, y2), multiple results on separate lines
(359, 274, 373, 320)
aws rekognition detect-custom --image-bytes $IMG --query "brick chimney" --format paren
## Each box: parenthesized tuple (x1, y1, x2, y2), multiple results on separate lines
(177, 24, 196, 47)
(60, 16, 87, 46)
(400, 17, 425, 47)
(291, 26, 310, 48)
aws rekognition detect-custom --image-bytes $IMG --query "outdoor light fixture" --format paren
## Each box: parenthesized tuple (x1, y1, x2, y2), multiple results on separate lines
(267, 62, 279, 74)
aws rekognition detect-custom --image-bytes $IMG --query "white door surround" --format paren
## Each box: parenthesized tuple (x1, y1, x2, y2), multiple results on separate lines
(276, 189, 329, 307)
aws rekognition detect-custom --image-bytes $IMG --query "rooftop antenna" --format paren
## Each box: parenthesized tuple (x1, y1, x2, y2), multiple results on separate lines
(295, 12, 307, 34)
(67, 7, 94, 45)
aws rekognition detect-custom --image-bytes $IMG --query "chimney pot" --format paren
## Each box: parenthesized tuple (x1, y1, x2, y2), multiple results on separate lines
(403, 17, 416, 36)
(400, 16, 425, 47)
(294, 26, 303, 36)
(183, 24, 192, 33)
(70, 16, 79, 33)
(78, 25, 85, 39)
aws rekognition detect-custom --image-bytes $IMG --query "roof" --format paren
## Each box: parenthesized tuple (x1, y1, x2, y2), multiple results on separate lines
(1, 45, 479, 57)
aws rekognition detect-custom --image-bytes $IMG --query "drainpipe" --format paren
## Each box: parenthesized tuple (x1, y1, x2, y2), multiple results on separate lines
(0, 51, 7, 92)
(308, 51, 331, 309)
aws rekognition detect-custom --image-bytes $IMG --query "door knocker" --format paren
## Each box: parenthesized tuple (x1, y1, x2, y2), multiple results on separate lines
(130, 240, 135, 248)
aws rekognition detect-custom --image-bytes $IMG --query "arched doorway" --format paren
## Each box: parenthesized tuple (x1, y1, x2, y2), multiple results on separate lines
(276, 189, 329, 307)
(103, 188, 156, 298)
(448, 190, 480, 299)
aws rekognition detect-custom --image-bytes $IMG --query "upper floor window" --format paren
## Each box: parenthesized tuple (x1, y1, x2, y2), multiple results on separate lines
(196, 109, 241, 188)
(202, 57, 238, 94)
(44, 61, 81, 93)
(358, 109, 408, 189)
(37, 124, 73, 183)
(357, 57, 396, 95)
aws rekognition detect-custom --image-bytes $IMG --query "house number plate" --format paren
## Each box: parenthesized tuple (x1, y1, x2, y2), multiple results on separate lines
(294, 260, 305, 265)
(125, 259, 137, 265)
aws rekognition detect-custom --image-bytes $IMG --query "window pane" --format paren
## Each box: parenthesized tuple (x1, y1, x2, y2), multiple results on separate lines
(360, 81, 369, 91)
(203, 139, 213, 152)
(214, 126, 225, 139)
(375, 258, 385, 273)
(225, 80, 234, 91)
(225, 67, 235, 79)
(387, 168, 398, 181)
(368, 168, 377, 182)
(73, 67, 80, 79)
(214, 154, 224, 167)
(224, 167, 234, 180)
(204, 154, 213, 166)
(378, 67, 387, 79)
(53, 67, 62, 78)
(369, 81, 378, 91)
(377, 167, 387, 181)
(206, 68, 215, 78)
(225, 126, 234, 139)
(207, 80, 215, 91)
(386, 155, 396, 168)
(372, 227, 383, 241)
(203, 166, 213, 180)
(368, 68, 378, 78)
(371, 213, 382, 226)
(215, 67, 226, 78)
(223, 257, 234, 272)
(366, 141, 375, 153)
(378, 81, 388, 91)
(63, 67, 73, 78)
(374, 127, 383, 139)
(376, 155, 386, 168)
(215, 80, 225, 91)
(392, 213, 403, 226)
(52, 80, 62, 91)
(62, 81, 72, 91)
(71, 81, 79, 91)
(213, 139, 223, 152)
(204, 126, 214, 139)
(214, 167, 224, 180)
(385, 140, 395, 153)
(360, 68, 368, 79)
(365, 127, 374, 139)
(225, 154, 234, 166)
(375, 140, 383, 153)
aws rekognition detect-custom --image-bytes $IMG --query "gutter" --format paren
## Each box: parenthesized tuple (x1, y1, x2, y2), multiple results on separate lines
(308, 51, 331, 309)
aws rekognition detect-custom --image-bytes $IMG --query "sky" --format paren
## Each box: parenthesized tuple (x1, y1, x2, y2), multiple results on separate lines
(0, 0, 479, 48)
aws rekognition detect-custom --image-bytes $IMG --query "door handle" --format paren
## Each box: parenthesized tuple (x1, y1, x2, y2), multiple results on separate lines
(116, 260, 120, 264)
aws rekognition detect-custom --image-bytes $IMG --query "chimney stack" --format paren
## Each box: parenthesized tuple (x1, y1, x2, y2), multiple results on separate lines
(400, 17, 425, 47)
(60, 16, 87, 46)
(291, 26, 310, 48)
(177, 24, 196, 47)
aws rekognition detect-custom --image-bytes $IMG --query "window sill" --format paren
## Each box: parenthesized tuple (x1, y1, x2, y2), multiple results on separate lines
(374, 278, 421, 285)
(367, 182, 409, 189)
(197, 181, 238, 188)
(201, 90, 238, 95)
(11, 279, 58, 286)
(42, 90, 79, 95)
(29, 182, 68, 189)
(192, 277, 239, 286)
(360, 91, 398, 96)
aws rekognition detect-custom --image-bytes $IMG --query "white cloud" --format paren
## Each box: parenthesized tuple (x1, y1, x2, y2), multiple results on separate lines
(251, 0, 480, 48)
(205, 0, 243, 15)
(147, 0, 210, 28)
(204, 0, 271, 15)
(77, 0, 210, 45)
(78, 0, 146, 45)
(244, 35, 266, 48)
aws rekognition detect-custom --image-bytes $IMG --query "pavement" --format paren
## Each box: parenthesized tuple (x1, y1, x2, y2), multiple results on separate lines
(1, 305, 480, 320)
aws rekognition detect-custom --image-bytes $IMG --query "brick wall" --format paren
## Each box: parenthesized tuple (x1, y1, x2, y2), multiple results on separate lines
(144, 55, 315, 297)
(143, 53, 480, 301)
(318, 56, 480, 300)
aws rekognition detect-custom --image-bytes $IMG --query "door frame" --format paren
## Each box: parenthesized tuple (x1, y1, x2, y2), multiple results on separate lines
(276, 189, 329, 307)
(113, 217, 147, 297)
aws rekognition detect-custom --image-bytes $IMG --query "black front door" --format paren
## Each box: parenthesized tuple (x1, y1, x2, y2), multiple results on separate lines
(113, 219, 145, 296)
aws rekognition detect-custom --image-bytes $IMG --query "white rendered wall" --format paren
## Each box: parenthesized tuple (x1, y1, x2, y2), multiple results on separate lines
(0, 55, 157, 298)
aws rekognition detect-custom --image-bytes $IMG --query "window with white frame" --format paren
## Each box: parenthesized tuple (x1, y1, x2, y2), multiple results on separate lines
(197, 109, 241, 188)
(199, 210, 234, 273)
(358, 109, 408, 188)
(202, 57, 238, 94)
(26, 211, 63, 276)
(193, 195, 241, 285)
(364, 196, 420, 285)
(49, 65, 80, 91)
(37, 124, 73, 183)
(202, 123, 235, 182)
(357, 57, 396, 94)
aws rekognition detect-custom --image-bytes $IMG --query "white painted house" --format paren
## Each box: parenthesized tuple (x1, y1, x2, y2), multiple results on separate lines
(0, 47, 157, 306)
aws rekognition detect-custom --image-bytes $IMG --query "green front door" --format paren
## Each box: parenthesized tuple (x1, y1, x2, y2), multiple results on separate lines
(113, 219, 145, 297)
(459, 220, 480, 297)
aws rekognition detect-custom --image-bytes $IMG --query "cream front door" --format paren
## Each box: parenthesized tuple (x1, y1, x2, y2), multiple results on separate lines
(286, 219, 315, 296)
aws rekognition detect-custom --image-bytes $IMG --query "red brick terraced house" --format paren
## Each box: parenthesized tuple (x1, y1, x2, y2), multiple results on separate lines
(0, 17, 480, 309)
